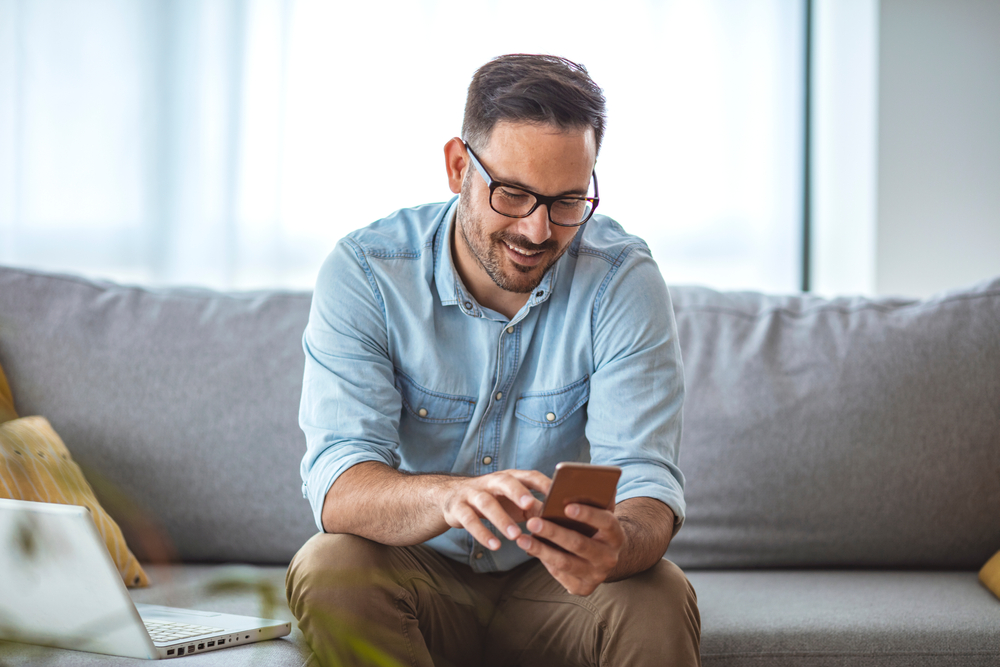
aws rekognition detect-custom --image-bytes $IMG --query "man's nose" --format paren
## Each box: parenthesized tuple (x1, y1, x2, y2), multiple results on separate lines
(514, 204, 553, 246)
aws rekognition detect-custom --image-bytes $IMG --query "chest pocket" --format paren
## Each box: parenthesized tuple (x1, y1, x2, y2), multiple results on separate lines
(395, 369, 475, 472)
(514, 374, 590, 475)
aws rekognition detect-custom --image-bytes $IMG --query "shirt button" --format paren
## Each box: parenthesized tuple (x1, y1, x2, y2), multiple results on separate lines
(546, 412, 556, 422)
(482, 456, 492, 465)
(506, 326, 514, 334)
(464, 301, 473, 310)
(475, 552, 484, 560)
(495, 392, 502, 400)
(418, 408, 428, 417)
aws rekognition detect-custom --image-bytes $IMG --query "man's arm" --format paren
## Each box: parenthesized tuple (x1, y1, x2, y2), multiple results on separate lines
(608, 497, 675, 582)
(322, 461, 552, 550)
(515, 496, 674, 595)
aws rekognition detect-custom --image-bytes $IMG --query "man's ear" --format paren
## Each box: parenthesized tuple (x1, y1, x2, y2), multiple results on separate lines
(444, 137, 468, 194)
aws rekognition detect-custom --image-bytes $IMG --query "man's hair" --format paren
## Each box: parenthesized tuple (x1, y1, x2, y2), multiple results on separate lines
(462, 54, 607, 155)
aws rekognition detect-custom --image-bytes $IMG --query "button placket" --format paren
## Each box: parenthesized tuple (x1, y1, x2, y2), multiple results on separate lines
(481, 320, 521, 475)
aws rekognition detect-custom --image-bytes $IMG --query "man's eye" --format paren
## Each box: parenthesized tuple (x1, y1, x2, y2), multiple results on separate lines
(554, 199, 585, 211)
(497, 188, 530, 201)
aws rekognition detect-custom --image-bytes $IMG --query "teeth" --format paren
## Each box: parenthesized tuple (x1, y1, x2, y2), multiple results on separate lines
(505, 242, 541, 256)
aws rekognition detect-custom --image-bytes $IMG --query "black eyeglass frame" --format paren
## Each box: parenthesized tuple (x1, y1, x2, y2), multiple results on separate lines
(464, 141, 599, 227)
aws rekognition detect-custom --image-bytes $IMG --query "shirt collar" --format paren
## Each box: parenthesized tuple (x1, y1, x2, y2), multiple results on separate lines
(433, 197, 558, 318)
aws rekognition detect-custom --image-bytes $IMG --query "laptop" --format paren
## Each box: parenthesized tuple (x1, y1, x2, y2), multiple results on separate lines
(0, 497, 291, 659)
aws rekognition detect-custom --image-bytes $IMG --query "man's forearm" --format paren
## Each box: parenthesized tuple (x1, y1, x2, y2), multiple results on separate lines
(605, 497, 675, 582)
(321, 461, 455, 545)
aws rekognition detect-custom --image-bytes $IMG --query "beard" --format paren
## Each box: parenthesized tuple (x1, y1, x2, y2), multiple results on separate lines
(457, 178, 570, 294)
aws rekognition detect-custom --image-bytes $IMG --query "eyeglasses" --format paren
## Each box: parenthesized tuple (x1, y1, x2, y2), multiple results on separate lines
(464, 141, 599, 227)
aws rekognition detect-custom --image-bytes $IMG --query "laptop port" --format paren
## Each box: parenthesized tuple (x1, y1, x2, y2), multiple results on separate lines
(218, 639, 225, 645)
(188, 645, 195, 653)
(177, 648, 184, 656)
(198, 643, 204, 649)
(207, 641, 215, 647)
(167, 649, 175, 655)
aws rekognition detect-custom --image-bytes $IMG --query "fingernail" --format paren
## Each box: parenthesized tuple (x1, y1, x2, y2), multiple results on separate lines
(520, 495, 533, 508)
(506, 525, 520, 539)
(527, 518, 542, 532)
(566, 504, 579, 517)
(518, 536, 532, 549)
(489, 539, 500, 550)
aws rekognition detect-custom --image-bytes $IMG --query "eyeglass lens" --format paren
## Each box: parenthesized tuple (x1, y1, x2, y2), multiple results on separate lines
(491, 186, 593, 226)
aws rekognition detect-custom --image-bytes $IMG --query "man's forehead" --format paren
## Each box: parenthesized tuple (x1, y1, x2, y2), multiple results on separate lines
(478, 121, 596, 194)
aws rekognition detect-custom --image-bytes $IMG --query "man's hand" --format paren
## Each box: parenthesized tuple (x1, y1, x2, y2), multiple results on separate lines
(439, 469, 552, 551)
(515, 497, 675, 596)
(515, 502, 625, 596)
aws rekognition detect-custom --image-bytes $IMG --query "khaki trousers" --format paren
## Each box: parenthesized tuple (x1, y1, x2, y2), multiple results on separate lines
(286, 533, 701, 667)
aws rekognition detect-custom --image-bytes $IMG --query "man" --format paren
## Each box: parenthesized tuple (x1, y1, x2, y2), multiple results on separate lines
(287, 54, 700, 667)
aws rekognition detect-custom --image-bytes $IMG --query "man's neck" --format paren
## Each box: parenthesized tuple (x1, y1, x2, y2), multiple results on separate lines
(450, 220, 530, 321)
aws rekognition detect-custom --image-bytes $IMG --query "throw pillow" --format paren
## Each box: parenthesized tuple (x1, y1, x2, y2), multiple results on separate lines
(981, 550, 1000, 601)
(0, 416, 149, 587)
(0, 361, 16, 423)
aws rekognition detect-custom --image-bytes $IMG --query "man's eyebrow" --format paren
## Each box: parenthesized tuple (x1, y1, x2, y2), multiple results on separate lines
(495, 175, 590, 198)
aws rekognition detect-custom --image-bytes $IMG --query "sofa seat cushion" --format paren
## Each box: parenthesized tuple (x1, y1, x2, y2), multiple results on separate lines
(0, 564, 310, 666)
(689, 570, 1000, 666)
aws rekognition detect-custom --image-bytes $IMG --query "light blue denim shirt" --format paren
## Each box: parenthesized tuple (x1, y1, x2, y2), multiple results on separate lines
(299, 197, 686, 573)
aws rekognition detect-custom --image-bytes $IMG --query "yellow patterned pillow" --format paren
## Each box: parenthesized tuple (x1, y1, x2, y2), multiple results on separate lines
(981, 550, 1000, 601)
(0, 416, 148, 587)
(0, 362, 16, 423)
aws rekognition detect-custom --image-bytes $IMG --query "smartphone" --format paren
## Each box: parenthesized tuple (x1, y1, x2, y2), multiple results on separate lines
(539, 462, 621, 538)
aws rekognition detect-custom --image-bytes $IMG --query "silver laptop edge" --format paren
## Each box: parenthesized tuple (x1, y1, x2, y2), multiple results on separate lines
(0, 498, 291, 659)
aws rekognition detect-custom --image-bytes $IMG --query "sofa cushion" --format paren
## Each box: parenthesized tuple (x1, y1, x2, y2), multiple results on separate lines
(668, 277, 1000, 569)
(0, 416, 149, 587)
(0, 266, 317, 564)
(690, 570, 1000, 666)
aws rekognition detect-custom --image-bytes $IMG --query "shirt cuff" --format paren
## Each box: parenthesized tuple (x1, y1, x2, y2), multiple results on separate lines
(302, 445, 397, 532)
(614, 460, 687, 539)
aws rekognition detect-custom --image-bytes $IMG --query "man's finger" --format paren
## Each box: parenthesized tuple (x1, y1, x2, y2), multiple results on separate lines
(526, 517, 595, 561)
(487, 475, 538, 513)
(506, 469, 553, 497)
(469, 490, 523, 541)
(564, 503, 620, 536)
(516, 533, 592, 594)
(453, 504, 501, 551)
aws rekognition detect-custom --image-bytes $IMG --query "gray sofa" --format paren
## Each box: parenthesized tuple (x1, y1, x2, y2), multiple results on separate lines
(1, 263, 998, 666)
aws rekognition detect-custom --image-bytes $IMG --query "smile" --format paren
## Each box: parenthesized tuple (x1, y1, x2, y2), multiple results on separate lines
(504, 241, 543, 257)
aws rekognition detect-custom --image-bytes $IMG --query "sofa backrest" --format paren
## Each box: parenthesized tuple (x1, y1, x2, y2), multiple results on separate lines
(666, 278, 1000, 569)
(0, 266, 316, 564)
(1, 265, 998, 567)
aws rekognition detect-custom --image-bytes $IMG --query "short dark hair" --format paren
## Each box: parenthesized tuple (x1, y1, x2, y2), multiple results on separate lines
(462, 54, 607, 155)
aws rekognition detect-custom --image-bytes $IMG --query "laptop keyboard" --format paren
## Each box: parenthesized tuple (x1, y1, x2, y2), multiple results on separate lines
(144, 620, 224, 643)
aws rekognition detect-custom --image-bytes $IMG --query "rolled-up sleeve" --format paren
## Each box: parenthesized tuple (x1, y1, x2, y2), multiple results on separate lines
(299, 239, 402, 532)
(586, 244, 687, 537)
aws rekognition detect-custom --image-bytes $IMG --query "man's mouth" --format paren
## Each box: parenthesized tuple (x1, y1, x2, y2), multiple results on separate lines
(503, 241, 544, 257)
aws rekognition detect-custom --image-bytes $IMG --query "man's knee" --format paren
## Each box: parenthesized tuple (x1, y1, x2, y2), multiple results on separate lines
(601, 559, 701, 665)
(286, 533, 395, 619)
(614, 558, 699, 625)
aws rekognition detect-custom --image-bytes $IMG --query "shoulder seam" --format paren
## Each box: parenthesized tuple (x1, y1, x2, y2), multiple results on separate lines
(343, 238, 389, 326)
(590, 242, 646, 339)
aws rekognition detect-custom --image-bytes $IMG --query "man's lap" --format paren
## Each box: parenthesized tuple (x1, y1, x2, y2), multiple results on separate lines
(286, 532, 700, 667)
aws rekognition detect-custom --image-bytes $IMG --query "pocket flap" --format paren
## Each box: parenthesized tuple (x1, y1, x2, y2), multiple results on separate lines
(395, 371, 475, 423)
(514, 375, 590, 427)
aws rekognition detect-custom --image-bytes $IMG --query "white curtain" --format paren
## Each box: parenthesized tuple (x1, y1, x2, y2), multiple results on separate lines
(0, 0, 804, 293)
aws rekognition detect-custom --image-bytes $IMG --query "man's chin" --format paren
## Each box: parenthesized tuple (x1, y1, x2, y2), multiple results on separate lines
(488, 259, 545, 294)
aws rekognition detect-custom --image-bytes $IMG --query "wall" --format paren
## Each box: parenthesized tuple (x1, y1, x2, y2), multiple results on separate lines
(877, 0, 1000, 298)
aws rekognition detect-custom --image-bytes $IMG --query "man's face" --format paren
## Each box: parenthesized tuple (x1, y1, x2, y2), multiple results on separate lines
(456, 122, 597, 294)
